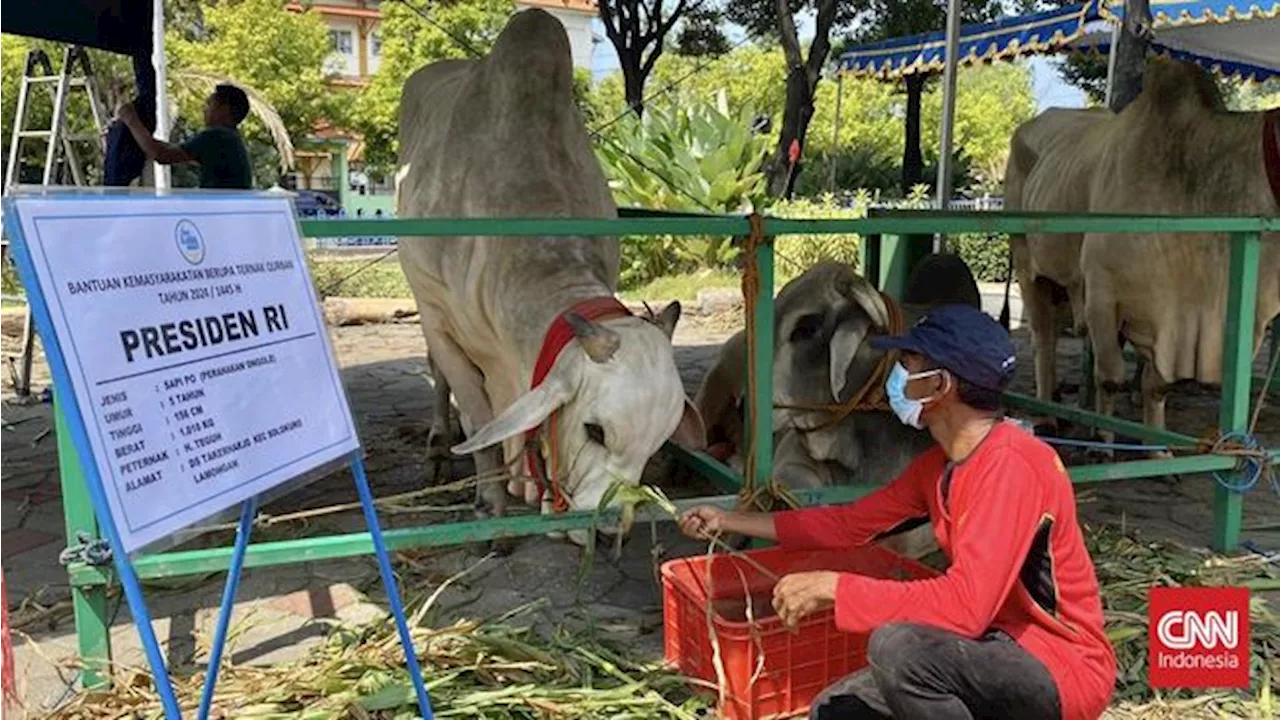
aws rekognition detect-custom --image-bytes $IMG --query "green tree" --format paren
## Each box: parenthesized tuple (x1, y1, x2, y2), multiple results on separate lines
(725, 0, 854, 198)
(168, 0, 339, 185)
(838, 0, 1002, 195)
(596, 45, 788, 127)
(675, 5, 731, 57)
(593, 43, 1033, 197)
(598, 1, 702, 116)
(351, 0, 514, 175)
(921, 62, 1036, 193)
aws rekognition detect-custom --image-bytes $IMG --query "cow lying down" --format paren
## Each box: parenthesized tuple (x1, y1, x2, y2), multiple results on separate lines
(695, 254, 983, 560)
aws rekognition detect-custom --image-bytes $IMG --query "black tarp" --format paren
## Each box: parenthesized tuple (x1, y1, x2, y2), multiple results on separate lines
(3, 1, 157, 185)
(1, 0, 152, 57)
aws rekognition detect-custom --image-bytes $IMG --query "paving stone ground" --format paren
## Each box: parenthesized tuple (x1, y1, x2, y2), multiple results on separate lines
(2, 290, 1277, 718)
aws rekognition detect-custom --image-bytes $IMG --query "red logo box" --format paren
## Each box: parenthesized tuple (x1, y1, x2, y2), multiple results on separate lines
(1148, 587, 1250, 689)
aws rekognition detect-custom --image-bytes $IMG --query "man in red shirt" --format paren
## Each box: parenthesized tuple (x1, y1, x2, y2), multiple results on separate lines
(679, 304, 1116, 720)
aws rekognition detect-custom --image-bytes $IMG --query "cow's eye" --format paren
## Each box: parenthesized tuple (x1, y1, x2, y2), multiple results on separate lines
(585, 423, 606, 445)
(789, 313, 823, 343)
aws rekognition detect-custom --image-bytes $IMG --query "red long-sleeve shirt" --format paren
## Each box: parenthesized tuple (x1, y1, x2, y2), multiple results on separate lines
(772, 421, 1116, 720)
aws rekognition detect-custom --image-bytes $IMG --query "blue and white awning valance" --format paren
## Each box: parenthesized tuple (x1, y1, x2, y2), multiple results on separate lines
(837, 2, 1102, 79)
(1088, 1, 1280, 81)
(837, 0, 1280, 82)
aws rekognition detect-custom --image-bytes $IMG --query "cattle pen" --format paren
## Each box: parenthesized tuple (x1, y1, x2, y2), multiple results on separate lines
(48, 208, 1280, 689)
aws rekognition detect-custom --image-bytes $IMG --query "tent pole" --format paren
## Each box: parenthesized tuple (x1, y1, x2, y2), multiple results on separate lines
(1104, 19, 1121, 107)
(934, 0, 962, 252)
(152, 0, 171, 191)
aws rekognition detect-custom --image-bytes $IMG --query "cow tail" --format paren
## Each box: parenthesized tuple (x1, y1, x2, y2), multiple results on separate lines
(999, 251, 1014, 331)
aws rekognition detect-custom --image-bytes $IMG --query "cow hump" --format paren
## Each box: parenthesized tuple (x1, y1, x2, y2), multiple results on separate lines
(485, 9, 575, 107)
(1136, 57, 1226, 115)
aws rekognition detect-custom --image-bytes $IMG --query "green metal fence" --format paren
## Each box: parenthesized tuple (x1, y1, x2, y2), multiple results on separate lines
(49, 210, 1278, 689)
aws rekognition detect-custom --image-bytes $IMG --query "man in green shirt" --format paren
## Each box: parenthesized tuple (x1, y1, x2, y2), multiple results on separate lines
(117, 83, 254, 190)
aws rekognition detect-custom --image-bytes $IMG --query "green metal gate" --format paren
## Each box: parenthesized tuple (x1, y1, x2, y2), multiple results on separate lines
(49, 209, 1278, 689)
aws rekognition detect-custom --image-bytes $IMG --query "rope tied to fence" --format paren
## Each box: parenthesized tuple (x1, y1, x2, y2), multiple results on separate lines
(737, 213, 799, 514)
(774, 291, 908, 433)
(58, 532, 112, 567)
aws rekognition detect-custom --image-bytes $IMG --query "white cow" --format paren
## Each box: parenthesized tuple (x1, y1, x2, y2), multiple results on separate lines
(394, 10, 705, 539)
(1007, 58, 1280, 437)
(1004, 107, 1110, 429)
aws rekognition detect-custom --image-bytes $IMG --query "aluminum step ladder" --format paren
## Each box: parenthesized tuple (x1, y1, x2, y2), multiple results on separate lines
(3, 46, 107, 400)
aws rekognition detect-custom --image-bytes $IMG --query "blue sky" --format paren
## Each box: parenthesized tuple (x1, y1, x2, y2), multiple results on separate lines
(585, 16, 1087, 112)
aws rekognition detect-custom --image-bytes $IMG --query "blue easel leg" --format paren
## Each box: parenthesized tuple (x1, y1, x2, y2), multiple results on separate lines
(197, 497, 257, 720)
(351, 459, 434, 719)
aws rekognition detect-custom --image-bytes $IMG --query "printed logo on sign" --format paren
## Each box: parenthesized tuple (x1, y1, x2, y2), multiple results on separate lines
(175, 220, 205, 265)
(1148, 587, 1250, 689)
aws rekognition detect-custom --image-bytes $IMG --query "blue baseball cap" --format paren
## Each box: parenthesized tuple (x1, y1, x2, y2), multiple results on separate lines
(870, 304, 1017, 391)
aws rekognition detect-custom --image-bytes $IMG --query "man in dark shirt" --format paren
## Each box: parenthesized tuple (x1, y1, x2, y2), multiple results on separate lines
(117, 83, 254, 190)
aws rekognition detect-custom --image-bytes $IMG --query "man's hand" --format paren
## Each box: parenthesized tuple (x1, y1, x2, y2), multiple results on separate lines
(115, 100, 137, 123)
(678, 505, 779, 543)
(678, 505, 729, 539)
(772, 571, 839, 627)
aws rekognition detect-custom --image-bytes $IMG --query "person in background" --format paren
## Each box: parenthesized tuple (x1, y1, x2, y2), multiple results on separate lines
(678, 304, 1116, 720)
(116, 83, 253, 190)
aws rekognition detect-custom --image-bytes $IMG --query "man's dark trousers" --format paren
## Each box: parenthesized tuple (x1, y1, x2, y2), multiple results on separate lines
(809, 623, 1062, 719)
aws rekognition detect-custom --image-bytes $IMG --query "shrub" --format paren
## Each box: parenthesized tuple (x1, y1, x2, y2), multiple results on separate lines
(597, 92, 772, 288)
(768, 192, 868, 284)
(949, 233, 1010, 283)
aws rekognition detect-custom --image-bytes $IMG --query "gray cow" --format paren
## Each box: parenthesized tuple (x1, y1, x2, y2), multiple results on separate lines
(695, 254, 982, 558)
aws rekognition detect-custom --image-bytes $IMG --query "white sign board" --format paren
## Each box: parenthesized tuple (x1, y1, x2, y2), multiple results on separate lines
(11, 196, 359, 552)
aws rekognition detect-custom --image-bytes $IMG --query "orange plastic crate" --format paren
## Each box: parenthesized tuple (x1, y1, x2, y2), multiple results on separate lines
(661, 544, 939, 720)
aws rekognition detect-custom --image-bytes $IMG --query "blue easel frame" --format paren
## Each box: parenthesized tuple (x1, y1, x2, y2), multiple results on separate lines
(1, 191, 434, 720)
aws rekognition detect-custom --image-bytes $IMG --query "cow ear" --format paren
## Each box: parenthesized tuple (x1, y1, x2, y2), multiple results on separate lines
(653, 301, 682, 340)
(829, 319, 872, 400)
(452, 376, 571, 455)
(670, 398, 707, 449)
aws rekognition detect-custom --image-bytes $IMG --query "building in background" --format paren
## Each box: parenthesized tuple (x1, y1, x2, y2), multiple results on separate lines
(287, 0, 599, 216)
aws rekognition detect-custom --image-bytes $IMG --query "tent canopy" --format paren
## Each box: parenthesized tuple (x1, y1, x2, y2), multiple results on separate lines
(837, 0, 1280, 82)
(1, 0, 152, 57)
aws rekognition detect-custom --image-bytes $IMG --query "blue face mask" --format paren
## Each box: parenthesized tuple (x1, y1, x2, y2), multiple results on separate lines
(885, 362, 944, 429)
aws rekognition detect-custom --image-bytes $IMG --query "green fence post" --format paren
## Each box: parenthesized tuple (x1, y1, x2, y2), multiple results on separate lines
(752, 231, 775, 495)
(864, 233, 882, 288)
(54, 391, 112, 688)
(879, 232, 931, 299)
(880, 234, 906, 298)
(1214, 231, 1261, 552)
